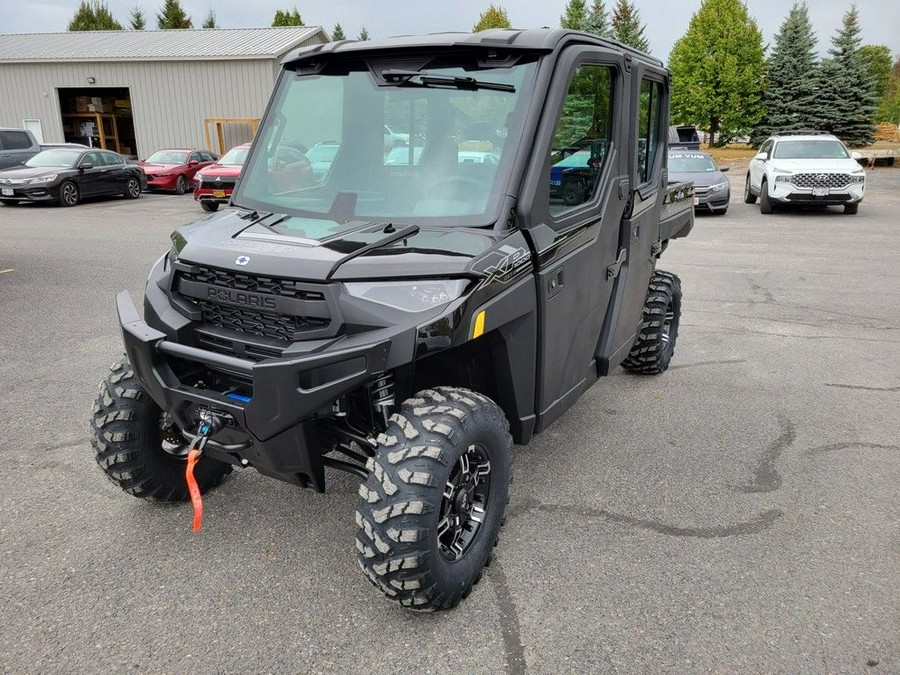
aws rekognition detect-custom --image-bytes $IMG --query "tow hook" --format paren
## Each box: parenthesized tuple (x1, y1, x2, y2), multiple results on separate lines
(184, 410, 227, 532)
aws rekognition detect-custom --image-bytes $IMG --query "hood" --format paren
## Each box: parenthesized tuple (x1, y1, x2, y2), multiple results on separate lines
(173, 210, 499, 282)
(141, 162, 182, 172)
(767, 158, 861, 172)
(199, 164, 243, 177)
(0, 166, 68, 180)
(668, 170, 729, 187)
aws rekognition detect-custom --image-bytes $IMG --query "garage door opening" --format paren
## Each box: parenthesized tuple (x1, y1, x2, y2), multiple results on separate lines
(57, 87, 137, 158)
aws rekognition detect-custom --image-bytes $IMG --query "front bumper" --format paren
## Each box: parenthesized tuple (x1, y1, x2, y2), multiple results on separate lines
(694, 187, 730, 212)
(769, 180, 865, 205)
(0, 183, 60, 202)
(145, 175, 179, 191)
(193, 186, 233, 204)
(117, 290, 391, 491)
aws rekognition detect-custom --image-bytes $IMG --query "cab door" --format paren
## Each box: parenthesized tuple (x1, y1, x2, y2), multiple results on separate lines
(76, 150, 105, 197)
(596, 66, 669, 372)
(516, 45, 630, 432)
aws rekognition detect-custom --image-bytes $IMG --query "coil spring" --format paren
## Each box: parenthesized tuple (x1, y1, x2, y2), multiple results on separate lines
(370, 372, 395, 412)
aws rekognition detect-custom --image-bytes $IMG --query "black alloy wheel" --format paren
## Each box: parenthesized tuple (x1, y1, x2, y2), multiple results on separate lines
(437, 444, 492, 561)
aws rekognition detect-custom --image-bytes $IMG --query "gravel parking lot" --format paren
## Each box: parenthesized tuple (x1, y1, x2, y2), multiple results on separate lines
(1, 167, 898, 674)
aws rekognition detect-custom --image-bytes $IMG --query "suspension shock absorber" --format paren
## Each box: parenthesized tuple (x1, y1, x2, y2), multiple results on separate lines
(370, 371, 395, 428)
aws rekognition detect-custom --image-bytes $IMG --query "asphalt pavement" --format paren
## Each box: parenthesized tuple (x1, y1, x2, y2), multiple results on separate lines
(1, 171, 898, 674)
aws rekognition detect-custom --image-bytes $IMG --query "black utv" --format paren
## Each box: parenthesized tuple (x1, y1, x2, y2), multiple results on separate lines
(91, 29, 694, 611)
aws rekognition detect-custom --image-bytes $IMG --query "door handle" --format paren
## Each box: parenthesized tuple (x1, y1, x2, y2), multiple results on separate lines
(548, 268, 564, 298)
(607, 249, 627, 281)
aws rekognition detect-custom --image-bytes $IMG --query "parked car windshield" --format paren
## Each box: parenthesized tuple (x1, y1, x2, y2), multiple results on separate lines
(773, 140, 850, 159)
(668, 153, 717, 172)
(232, 54, 538, 232)
(146, 150, 189, 164)
(25, 149, 82, 168)
(218, 146, 249, 166)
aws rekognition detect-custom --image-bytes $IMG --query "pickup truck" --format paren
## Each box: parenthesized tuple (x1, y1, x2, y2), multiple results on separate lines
(0, 128, 42, 170)
(90, 28, 694, 612)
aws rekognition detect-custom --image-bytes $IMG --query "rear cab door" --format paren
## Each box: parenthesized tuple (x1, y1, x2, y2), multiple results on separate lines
(516, 42, 631, 432)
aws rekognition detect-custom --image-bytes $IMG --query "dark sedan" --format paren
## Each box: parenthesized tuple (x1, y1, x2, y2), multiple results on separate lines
(0, 148, 146, 206)
(667, 150, 731, 215)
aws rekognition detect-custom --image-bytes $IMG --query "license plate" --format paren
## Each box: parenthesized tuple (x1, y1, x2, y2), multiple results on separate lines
(1, 188, 12, 196)
(213, 190, 226, 198)
(812, 187, 829, 196)
(693, 196, 699, 205)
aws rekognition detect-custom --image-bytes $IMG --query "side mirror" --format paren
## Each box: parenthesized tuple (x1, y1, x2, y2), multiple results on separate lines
(753, 152, 768, 161)
(718, 166, 730, 172)
(189, 160, 199, 166)
(850, 151, 862, 160)
(80, 162, 94, 170)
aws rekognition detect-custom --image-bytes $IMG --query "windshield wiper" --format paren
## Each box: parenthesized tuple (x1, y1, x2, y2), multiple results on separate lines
(382, 69, 515, 93)
(325, 223, 420, 281)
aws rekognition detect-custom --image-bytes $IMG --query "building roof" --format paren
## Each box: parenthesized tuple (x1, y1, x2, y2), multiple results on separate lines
(0, 27, 327, 63)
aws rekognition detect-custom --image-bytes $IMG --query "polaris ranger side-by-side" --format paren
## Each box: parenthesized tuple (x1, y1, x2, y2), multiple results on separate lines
(91, 29, 694, 611)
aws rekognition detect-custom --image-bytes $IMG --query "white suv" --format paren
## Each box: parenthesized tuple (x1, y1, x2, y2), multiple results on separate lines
(744, 134, 866, 214)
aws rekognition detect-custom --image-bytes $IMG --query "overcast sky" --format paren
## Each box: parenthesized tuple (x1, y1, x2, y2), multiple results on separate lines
(4, 0, 898, 61)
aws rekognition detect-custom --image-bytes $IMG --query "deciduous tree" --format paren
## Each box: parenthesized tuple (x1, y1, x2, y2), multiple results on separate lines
(157, 0, 192, 29)
(560, 0, 588, 31)
(128, 6, 146, 30)
(813, 5, 876, 146)
(610, 0, 648, 51)
(877, 58, 900, 124)
(752, 2, 819, 144)
(272, 7, 303, 27)
(858, 45, 892, 103)
(331, 23, 345, 41)
(68, 1, 123, 30)
(473, 4, 511, 31)
(668, 0, 765, 145)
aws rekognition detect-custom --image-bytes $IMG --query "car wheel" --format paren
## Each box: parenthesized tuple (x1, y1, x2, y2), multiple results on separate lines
(59, 180, 80, 207)
(759, 179, 773, 214)
(200, 201, 219, 212)
(175, 175, 189, 195)
(743, 174, 757, 204)
(124, 177, 141, 199)
(843, 203, 859, 214)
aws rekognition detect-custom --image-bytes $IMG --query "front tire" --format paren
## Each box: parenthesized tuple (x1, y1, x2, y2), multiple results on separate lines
(59, 180, 80, 207)
(90, 359, 232, 501)
(759, 180, 774, 214)
(622, 271, 682, 375)
(175, 174, 189, 195)
(200, 201, 219, 212)
(356, 387, 512, 611)
(744, 174, 757, 204)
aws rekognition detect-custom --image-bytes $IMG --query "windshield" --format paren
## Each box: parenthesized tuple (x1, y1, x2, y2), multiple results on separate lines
(232, 54, 537, 233)
(773, 140, 850, 159)
(218, 146, 249, 166)
(25, 149, 82, 168)
(146, 150, 189, 164)
(668, 153, 716, 172)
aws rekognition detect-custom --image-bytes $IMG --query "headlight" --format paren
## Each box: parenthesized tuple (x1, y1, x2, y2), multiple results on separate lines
(774, 175, 793, 183)
(708, 181, 729, 192)
(850, 172, 865, 183)
(345, 280, 468, 313)
(28, 174, 57, 184)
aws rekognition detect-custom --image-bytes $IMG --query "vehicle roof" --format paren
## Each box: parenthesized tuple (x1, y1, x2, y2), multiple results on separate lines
(768, 134, 840, 142)
(283, 28, 664, 68)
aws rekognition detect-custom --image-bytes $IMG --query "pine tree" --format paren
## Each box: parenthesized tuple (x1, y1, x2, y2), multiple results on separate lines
(272, 8, 303, 27)
(814, 5, 877, 146)
(157, 0, 192, 29)
(610, 0, 649, 51)
(68, 1, 123, 30)
(751, 2, 819, 144)
(584, 1, 610, 38)
(668, 0, 766, 145)
(358, 26, 370, 41)
(560, 0, 588, 31)
(331, 23, 346, 41)
(129, 6, 146, 30)
(473, 4, 511, 31)
(202, 9, 217, 28)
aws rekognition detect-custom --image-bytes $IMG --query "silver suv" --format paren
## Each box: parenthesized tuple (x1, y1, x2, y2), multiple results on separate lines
(744, 134, 866, 214)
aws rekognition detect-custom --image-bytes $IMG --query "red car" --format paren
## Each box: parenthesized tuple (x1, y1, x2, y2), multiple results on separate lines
(141, 148, 218, 194)
(193, 143, 250, 212)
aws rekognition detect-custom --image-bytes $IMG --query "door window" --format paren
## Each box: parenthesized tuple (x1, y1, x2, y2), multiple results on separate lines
(637, 79, 663, 185)
(101, 151, 123, 165)
(0, 130, 32, 150)
(81, 151, 102, 167)
(548, 64, 614, 217)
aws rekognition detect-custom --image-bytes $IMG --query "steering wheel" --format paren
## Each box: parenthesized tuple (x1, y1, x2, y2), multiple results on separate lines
(273, 145, 308, 167)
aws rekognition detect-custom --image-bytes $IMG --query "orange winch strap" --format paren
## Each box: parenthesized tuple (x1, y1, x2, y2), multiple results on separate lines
(186, 448, 203, 532)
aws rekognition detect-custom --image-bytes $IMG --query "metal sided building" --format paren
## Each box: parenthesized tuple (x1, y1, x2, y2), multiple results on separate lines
(0, 27, 328, 158)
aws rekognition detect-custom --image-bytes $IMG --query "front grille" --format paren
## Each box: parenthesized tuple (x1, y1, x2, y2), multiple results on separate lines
(791, 173, 851, 189)
(179, 266, 325, 300)
(787, 192, 851, 202)
(693, 186, 709, 195)
(194, 299, 328, 341)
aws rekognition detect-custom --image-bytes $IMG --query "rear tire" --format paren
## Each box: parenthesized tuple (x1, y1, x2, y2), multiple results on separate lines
(844, 202, 859, 214)
(622, 271, 682, 375)
(356, 387, 512, 611)
(759, 180, 774, 214)
(200, 201, 219, 212)
(743, 174, 757, 204)
(90, 359, 232, 501)
(123, 176, 141, 199)
(175, 174, 189, 195)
